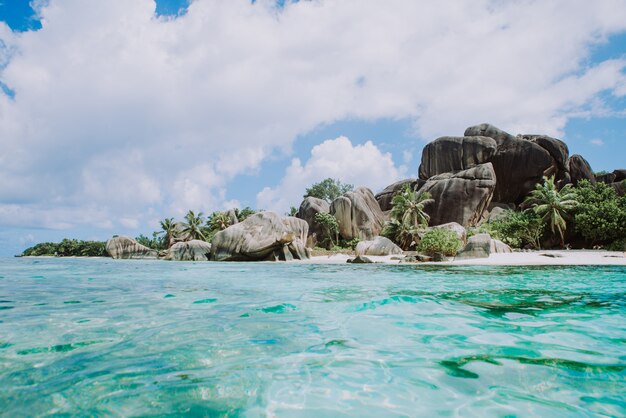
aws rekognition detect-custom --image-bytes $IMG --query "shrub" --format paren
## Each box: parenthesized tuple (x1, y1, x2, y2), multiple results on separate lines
(314, 212, 339, 249)
(304, 178, 354, 203)
(481, 210, 544, 249)
(574, 180, 626, 245)
(417, 228, 462, 256)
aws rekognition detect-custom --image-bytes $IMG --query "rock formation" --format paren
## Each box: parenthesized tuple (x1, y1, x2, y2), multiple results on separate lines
(164, 240, 211, 261)
(106, 236, 159, 259)
(418, 136, 497, 179)
(455, 233, 511, 259)
(568, 154, 596, 185)
(210, 212, 310, 261)
(355, 236, 403, 256)
(330, 187, 385, 240)
(419, 163, 496, 227)
(375, 179, 423, 212)
(296, 196, 330, 247)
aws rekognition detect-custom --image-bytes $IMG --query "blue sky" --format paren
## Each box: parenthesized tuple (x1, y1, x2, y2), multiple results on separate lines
(0, 0, 625, 256)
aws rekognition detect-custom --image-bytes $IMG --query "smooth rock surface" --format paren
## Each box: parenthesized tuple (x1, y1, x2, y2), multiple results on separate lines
(568, 154, 596, 185)
(375, 179, 423, 212)
(330, 187, 385, 240)
(455, 233, 492, 259)
(106, 236, 159, 259)
(355, 236, 403, 256)
(418, 136, 497, 180)
(164, 240, 211, 261)
(464, 123, 516, 147)
(420, 163, 496, 227)
(297, 197, 330, 248)
(210, 212, 310, 261)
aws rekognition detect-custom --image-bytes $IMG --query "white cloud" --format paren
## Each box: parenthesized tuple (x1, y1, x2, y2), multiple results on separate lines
(0, 0, 625, 230)
(257, 136, 403, 212)
(590, 138, 605, 146)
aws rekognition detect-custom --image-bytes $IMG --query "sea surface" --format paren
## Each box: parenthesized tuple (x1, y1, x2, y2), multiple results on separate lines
(0, 258, 625, 417)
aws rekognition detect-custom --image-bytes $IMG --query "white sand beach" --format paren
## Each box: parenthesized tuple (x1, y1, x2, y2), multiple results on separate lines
(308, 250, 626, 266)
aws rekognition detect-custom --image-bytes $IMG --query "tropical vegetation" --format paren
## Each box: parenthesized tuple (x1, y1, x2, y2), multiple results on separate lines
(304, 178, 354, 203)
(22, 239, 107, 257)
(522, 176, 578, 247)
(416, 228, 462, 256)
(383, 185, 433, 250)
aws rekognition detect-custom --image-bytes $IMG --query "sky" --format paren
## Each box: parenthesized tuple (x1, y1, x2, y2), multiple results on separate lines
(0, 0, 625, 256)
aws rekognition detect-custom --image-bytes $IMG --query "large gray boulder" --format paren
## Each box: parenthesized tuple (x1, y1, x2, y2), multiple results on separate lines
(464, 123, 516, 147)
(355, 236, 403, 256)
(418, 136, 497, 180)
(106, 236, 158, 259)
(568, 154, 596, 186)
(613, 169, 626, 182)
(210, 212, 310, 261)
(420, 163, 496, 227)
(164, 240, 211, 261)
(330, 187, 385, 240)
(455, 233, 511, 260)
(596, 172, 616, 184)
(296, 196, 330, 247)
(464, 124, 556, 203)
(375, 178, 423, 212)
(519, 135, 569, 171)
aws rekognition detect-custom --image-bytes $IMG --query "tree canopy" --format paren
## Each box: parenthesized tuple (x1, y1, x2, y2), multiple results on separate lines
(304, 178, 354, 203)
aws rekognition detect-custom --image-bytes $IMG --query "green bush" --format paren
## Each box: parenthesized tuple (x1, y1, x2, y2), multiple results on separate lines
(304, 178, 353, 203)
(417, 228, 462, 256)
(481, 210, 544, 249)
(314, 212, 340, 249)
(606, 239, 626, 251)
(22, 239, 107, 257)
(574, 180, 626, 245)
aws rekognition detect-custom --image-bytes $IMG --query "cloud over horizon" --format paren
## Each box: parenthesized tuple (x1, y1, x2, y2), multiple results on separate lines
(1, 0, 625, 232)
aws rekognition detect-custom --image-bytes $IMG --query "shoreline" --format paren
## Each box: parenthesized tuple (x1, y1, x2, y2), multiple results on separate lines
(15, 250, 626, 266)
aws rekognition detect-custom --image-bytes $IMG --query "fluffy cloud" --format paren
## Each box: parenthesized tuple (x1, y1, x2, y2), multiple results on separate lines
(0, 0, 625, 231)
(257, 136, 403, 211)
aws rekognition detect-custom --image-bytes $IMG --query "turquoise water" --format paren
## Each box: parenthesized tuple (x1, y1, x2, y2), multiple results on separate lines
(0, 258, 625, 417)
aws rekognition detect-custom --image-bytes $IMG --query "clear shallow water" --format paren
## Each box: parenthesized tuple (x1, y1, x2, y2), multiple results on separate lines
(0, 258, 625, 417)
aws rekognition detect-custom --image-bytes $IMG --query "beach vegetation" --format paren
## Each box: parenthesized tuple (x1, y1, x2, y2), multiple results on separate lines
(158, 217, 177, 248)
(573, 180, 626, 246)
(182, 210, 207, 241)
(480, 210, 544, 249)
(22, 239, 107, 257)
(383, 186, 433, 250)
(304, 178, 354, 203)
(523, 176, 578, 247)
(416, 228, 462, 256)
(314, 212, 340, 248)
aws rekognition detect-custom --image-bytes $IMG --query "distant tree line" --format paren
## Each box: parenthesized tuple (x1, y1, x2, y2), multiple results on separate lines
(22, 239, 107, 257)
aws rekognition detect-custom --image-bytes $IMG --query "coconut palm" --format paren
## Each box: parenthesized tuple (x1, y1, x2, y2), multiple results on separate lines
(182, 210, 207, 241)
(159, 217, 177, 248)
(208, 211, 232, 232)
(383, 186, 434, 249)
(523, 176, 578, 247)
(390, 186, 433, 228)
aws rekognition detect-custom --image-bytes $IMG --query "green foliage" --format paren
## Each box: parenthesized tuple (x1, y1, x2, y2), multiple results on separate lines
(235, 207, 256, 221)
(481, 210, 544, 249)
(314, 212, 339, 249)
(287, 206, 298, 217)
(523, 176, 578, 246)
(416, 228, 462, 257)
(182, 210, 207, 241)
(383, 186, 433, 250)
(304, 178, 354, 203)
(574, 180, 626, 245)
(135, 232, 165, 250)
(207, 211, 232, 232)
(22, 239, 107, 257)
(594, 170, 609, 176)
(606, 238, 626, 251)
(158, 217, 177, 248)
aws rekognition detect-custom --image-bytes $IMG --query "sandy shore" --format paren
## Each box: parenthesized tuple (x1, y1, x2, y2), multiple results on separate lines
(308, 250, 626, 266)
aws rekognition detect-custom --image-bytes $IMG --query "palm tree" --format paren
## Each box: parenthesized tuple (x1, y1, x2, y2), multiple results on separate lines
(391, 186, 433, 227)
(383, 186, 434, 249)
(183, 210, 207, 241)
(208, 211, 232, 232)
(523, 176, 578, 247)
(159, 217, 177, 248)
